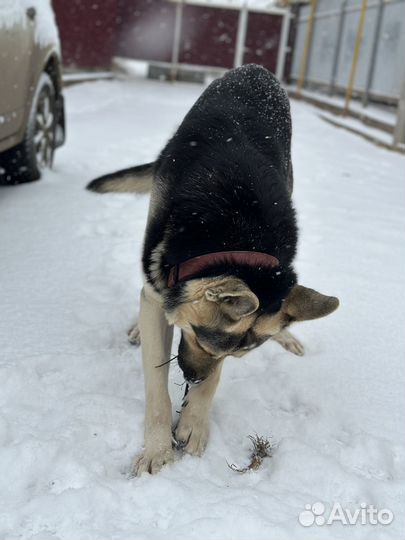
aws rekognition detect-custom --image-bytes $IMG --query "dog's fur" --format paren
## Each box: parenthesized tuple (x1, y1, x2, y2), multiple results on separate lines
(87, 65, 339, 475)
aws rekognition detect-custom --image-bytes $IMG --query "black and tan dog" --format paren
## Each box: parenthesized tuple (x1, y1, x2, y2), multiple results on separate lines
(87, 64, 339, 476)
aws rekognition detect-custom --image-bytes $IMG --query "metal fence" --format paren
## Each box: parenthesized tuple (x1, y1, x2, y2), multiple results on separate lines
(290, 0, 405, 104)
(54, 0, 291, 79)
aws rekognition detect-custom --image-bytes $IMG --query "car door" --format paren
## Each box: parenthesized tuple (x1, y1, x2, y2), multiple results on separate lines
(0, 0, 34, 141)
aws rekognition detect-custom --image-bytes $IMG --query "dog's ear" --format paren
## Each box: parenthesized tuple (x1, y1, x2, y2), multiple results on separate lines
(205, 284, 259, 319)
(282, 285, 339, 321)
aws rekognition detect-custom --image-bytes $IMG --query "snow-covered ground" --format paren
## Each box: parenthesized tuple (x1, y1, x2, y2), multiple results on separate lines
(0, 78, 404, 539)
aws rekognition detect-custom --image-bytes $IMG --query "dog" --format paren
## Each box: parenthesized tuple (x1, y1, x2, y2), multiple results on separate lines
(87, 64, 339, 476)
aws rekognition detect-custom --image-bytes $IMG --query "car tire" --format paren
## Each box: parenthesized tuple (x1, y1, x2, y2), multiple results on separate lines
(1, 72, 56, 184)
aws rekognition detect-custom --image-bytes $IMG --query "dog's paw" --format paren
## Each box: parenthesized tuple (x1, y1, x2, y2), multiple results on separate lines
(128, 322, 141, 346)
(175, 414, 210, 456)
(132, 446, 174, 476)
(273, 330, 305, 356)
(283, 335, 305, 356)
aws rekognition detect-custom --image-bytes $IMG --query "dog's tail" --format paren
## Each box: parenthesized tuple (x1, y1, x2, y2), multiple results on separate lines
(86, 162, 154, 194)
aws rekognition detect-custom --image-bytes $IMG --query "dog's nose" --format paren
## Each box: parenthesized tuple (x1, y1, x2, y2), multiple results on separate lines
(186, 375, 205, 385)
(177, 357, 206, 385)
(181, 366, 205, 385)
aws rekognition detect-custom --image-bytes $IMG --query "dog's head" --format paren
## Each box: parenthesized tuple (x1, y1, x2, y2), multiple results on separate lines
(165, 276, 339, 383)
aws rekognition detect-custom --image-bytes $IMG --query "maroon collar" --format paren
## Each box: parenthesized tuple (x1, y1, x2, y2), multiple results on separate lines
(167, 250, 280, 288)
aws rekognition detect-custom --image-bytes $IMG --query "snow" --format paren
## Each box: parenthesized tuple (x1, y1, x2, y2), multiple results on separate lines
(172, 0, 283, 13)
(112, 57, 150, 79)
(63, 72, 114, 84)
(286, 86, 397, 129)
(319, 111, 395, 148)
(0, 78, 404, 539)
(0, 0, 59, 49)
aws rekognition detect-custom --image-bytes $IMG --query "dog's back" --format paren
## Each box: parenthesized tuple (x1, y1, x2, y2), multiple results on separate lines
(158, 63, 292, 180)
(145, 65, 297, 306)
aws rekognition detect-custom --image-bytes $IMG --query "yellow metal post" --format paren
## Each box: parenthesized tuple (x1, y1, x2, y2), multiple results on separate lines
(297, 0, 318, 94)
(344, 0, 368, 114)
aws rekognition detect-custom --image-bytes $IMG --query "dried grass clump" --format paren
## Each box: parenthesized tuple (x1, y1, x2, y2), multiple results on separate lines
(228, 434, 272, 473)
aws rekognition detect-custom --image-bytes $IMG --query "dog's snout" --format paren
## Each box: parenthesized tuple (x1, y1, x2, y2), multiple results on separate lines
(179, 361, 196, 382)
(178, 333, 212, 384)
(178, 354, 206, 384)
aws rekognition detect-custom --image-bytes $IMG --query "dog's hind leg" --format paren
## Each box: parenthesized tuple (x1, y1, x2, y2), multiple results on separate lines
(128, 321, 141, 346)
(132, 287, 175, 476)
(271, 328, 305, 356)
(175, 361, 223, 456)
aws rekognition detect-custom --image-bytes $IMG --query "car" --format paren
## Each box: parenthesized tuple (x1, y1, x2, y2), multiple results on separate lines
(0, 1, 65, 184)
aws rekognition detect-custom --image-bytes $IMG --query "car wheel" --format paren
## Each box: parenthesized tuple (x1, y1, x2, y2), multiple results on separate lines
(1, 72, 56, 184)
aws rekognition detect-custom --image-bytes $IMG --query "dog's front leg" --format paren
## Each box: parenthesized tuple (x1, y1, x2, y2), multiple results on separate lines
(175, 361, 223, 456)
(133, 286, 174, 476)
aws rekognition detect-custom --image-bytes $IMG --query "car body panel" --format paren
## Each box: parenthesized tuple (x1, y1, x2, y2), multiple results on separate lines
(0, 3, 65, 153)
(0, 13, 33, 140)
